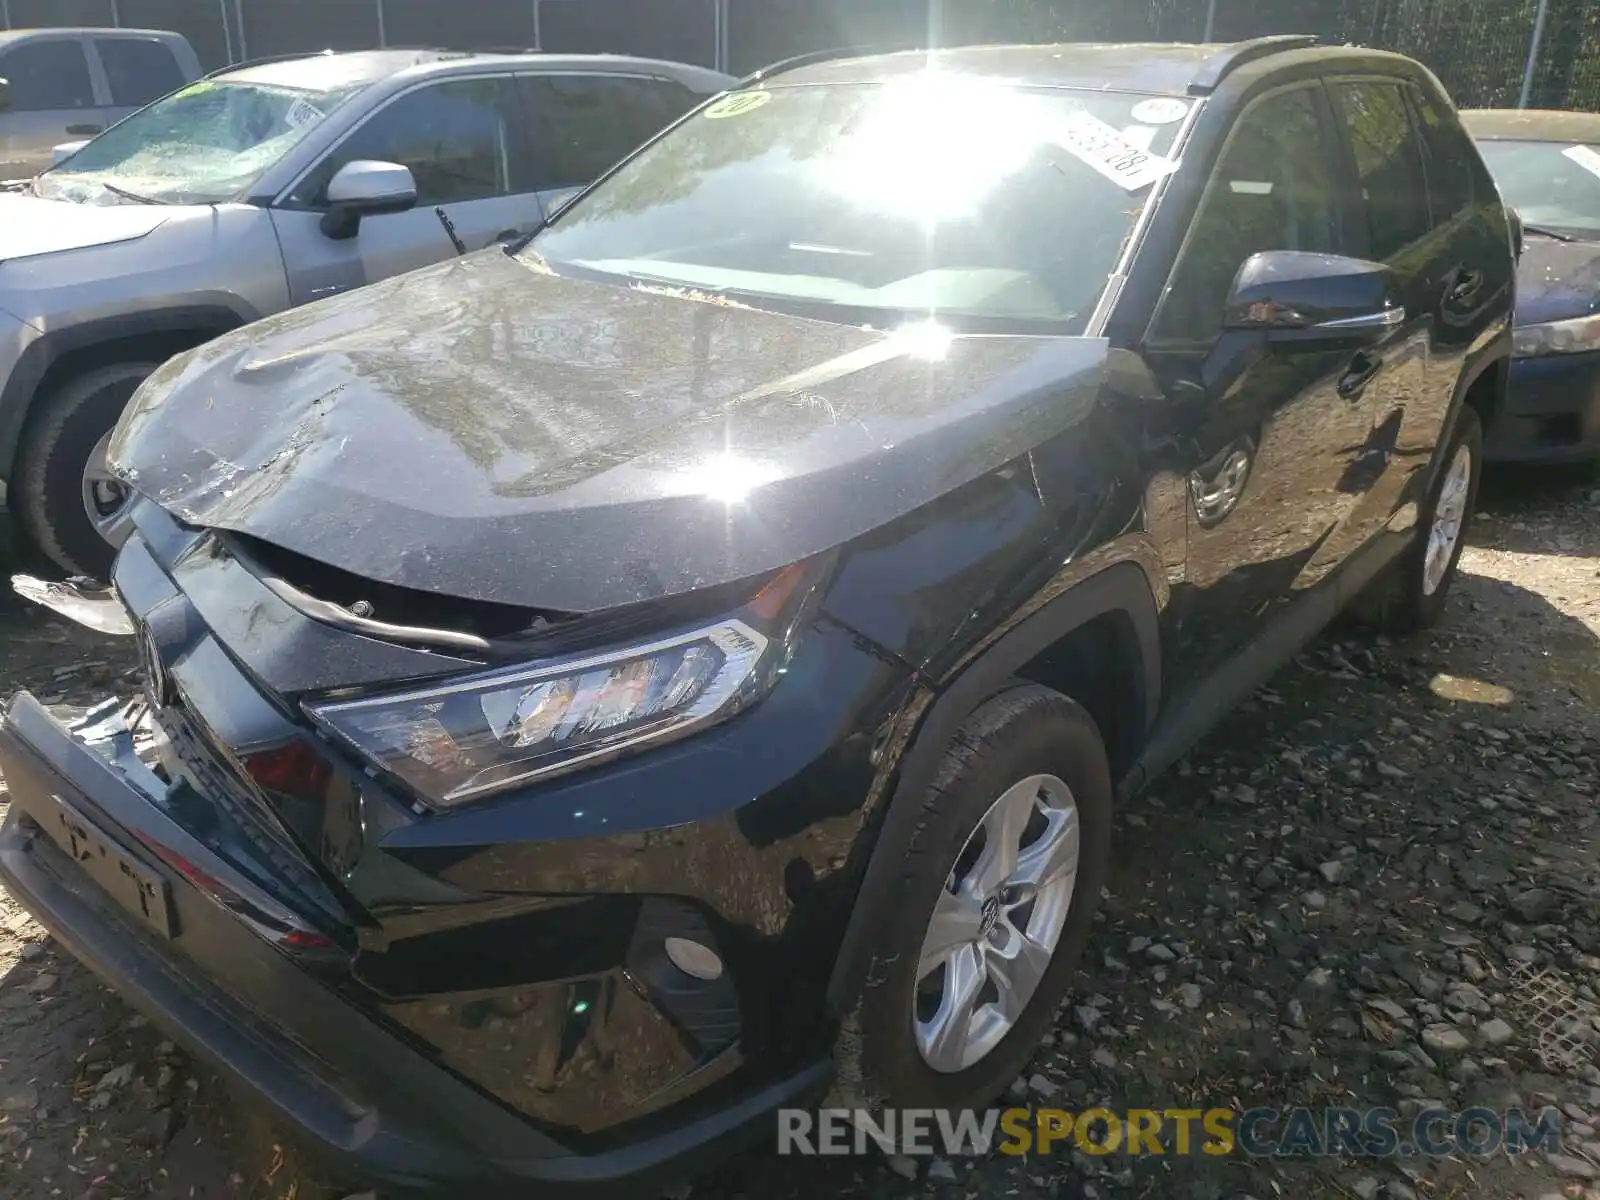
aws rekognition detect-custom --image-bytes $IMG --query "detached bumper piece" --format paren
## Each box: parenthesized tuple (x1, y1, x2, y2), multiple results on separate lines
(0, 693, 828, 1198)
(1489, 350, 1600, 464)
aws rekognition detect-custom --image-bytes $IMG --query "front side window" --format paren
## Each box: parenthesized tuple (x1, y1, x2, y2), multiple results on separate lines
(523, 74, 700, 190)
(1332, 82, 1432, 259)
(527, 76, 1192, 332)
(1152, 87, 1342, 344)
(1475, 139, 1600, 237)
(97, 38, 187, 109)
(0, 39, 96, 111)
(293, 77, 522, 208)
(35, 78, 366, 205)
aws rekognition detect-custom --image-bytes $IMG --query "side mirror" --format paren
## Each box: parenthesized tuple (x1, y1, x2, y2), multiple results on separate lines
(319, 160, 417, 240)
(52, 140, 90, 166)
(1508, 207, 1526, 261)
(1224, 250, 1402, 347)
(0, 78, 10, 113)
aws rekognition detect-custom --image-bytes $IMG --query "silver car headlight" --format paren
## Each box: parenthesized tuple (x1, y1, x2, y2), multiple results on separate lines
(1513, 313, 1600, 359)
(304, 562, 824, 808)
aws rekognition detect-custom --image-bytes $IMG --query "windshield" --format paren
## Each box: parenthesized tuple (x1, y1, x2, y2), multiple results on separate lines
(1477, 139, 1600, 237)
(526, 76, 1191, 333)
(35, 78, 366, 206)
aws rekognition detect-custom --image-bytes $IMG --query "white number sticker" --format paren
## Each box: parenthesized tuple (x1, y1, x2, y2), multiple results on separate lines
(1053, 109, 1179, 192)
(285, 99, 326, 129)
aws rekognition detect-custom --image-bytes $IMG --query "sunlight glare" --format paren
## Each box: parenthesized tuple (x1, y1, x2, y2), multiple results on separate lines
(816, 71, 1050, 226)
(676, 453, 780, 505)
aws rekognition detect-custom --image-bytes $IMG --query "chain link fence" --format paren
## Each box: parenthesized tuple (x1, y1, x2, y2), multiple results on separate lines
(2, 0, 1596, 111)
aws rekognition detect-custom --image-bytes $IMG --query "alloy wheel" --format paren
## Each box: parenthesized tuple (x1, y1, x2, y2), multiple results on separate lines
(1422, 442, 1473, 597)
(81, 430, 132, 544)
(913, 773, 1081, 1073)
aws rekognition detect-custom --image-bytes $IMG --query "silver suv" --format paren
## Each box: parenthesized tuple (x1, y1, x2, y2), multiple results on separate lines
(0, 28, 202, 180)
(0, 47, 732, 576)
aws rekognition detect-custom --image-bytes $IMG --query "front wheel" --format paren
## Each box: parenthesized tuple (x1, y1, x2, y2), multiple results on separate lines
(14, 362, 154, 579)
(854, 684, 1113, 1111)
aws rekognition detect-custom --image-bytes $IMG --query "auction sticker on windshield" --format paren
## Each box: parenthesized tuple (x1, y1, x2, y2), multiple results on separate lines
(285, 99, 326, 129)
(1053, 109, 1179, 191)
(1562, 144, 1600, 181)
(706, 91, 771, 119)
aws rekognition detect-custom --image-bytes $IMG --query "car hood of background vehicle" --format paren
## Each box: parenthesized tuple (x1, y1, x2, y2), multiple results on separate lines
(0, 194, 172, 264)
(1515, 235, 1600, 327)
(109, 249, 1108, 613)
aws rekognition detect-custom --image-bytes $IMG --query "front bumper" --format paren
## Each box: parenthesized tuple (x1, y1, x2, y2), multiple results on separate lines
(0, 692, 830, 1197)
(1487, 349, 1600, 464)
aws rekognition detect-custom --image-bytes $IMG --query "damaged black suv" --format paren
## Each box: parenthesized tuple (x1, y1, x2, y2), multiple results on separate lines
(0, 37, 1514, 1196)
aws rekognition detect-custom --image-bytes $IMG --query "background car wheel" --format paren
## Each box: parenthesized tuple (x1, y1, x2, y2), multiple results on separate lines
(856, 684, 1112, 1111)
(1353, 405, 1483, 635)
(15, 362, 155, 580)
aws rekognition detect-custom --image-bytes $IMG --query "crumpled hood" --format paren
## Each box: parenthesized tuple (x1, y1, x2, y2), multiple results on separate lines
(110, 249, 1107, 612)
(1515, 236, 1600, 326)
(0, 194, 172, 264)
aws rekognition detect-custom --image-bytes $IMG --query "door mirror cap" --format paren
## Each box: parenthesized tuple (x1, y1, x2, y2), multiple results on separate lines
(1508, 206, 1526, 261)
(1223, 250, 1402, 345)
(0, 78, 10, 113)
(319, 160, 418, 240)
(51, 140, 91, 166)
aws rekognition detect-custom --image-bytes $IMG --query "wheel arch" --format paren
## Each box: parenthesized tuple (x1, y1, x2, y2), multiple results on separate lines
(825, 559, 1161, 1017)
(0, 306, 248, 488)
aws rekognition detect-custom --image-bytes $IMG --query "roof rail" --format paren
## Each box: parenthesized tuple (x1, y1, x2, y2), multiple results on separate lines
(205, 48, 337, 78)
(738, 44, 881, 87)
(1188, 34, 1319, 94)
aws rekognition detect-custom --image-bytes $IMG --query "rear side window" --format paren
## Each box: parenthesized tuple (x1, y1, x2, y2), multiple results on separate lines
(1151, 86, 1343, 344)
(1409, 89, 1477, 227)
(1331, 82, 1432, 258)
(297, 77, 525, 207)
(96, 38, 187, 109)
(522, 74, 699, 190)
(0, 39, 96, 111)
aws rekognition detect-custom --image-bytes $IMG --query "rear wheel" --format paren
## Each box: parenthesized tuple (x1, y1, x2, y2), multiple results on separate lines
(1354, 406, 1482, 634)
(15, 363, 154, 580)
(855, 685, 1112, 1110)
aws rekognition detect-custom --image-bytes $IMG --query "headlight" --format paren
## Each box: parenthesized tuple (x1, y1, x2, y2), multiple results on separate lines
(1513, 313, 1600, 359)
(304, 562, 823, 808)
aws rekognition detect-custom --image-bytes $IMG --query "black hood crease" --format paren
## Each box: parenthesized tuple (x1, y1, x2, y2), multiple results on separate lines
(109, 249, 1109, 612)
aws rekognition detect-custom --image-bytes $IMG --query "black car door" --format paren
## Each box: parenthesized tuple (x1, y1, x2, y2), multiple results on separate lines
(1319, 79, 1450, 564)
(1141, 82, 1378, 693)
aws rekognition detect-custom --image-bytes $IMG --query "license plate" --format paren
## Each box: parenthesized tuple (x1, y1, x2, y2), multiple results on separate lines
(34, 792, 177, 939)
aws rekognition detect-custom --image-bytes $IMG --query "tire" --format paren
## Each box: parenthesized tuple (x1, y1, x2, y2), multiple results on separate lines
(855, 683, 1113, 1112)
(14, 363, 155, 580)
(1352, 405, 1483, 635)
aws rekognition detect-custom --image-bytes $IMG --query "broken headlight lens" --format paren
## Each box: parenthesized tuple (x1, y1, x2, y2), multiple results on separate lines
(303, 560, 827, 808)
(307, 620, 771, 807)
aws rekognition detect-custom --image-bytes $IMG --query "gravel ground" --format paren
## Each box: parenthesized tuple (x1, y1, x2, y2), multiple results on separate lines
(5, 469, 1600, 1200)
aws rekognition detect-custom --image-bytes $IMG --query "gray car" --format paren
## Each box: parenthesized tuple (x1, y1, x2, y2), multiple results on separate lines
(0, 47, 732, 576)
(0, 28, 202, 181)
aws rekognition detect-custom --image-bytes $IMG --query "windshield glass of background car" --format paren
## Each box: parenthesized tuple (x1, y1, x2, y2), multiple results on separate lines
(1476, 139, 1600, 235)
(527, 77, 1190, 332)
(35, 79, 365, 205)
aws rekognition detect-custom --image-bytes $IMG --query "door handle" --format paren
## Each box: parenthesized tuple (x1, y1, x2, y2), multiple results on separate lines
(1444, 266, 1484, 305)
(66, 124, 103, 136)
(1337, 350, 1384, 400)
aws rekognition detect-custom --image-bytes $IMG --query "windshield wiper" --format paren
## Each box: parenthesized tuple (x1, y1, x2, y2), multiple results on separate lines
(1523, 223, 1578, 242)
(100, 181, 165, 206)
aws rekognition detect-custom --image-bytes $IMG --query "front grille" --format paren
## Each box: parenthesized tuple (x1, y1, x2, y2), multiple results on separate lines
(153, 700, 329, 902)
